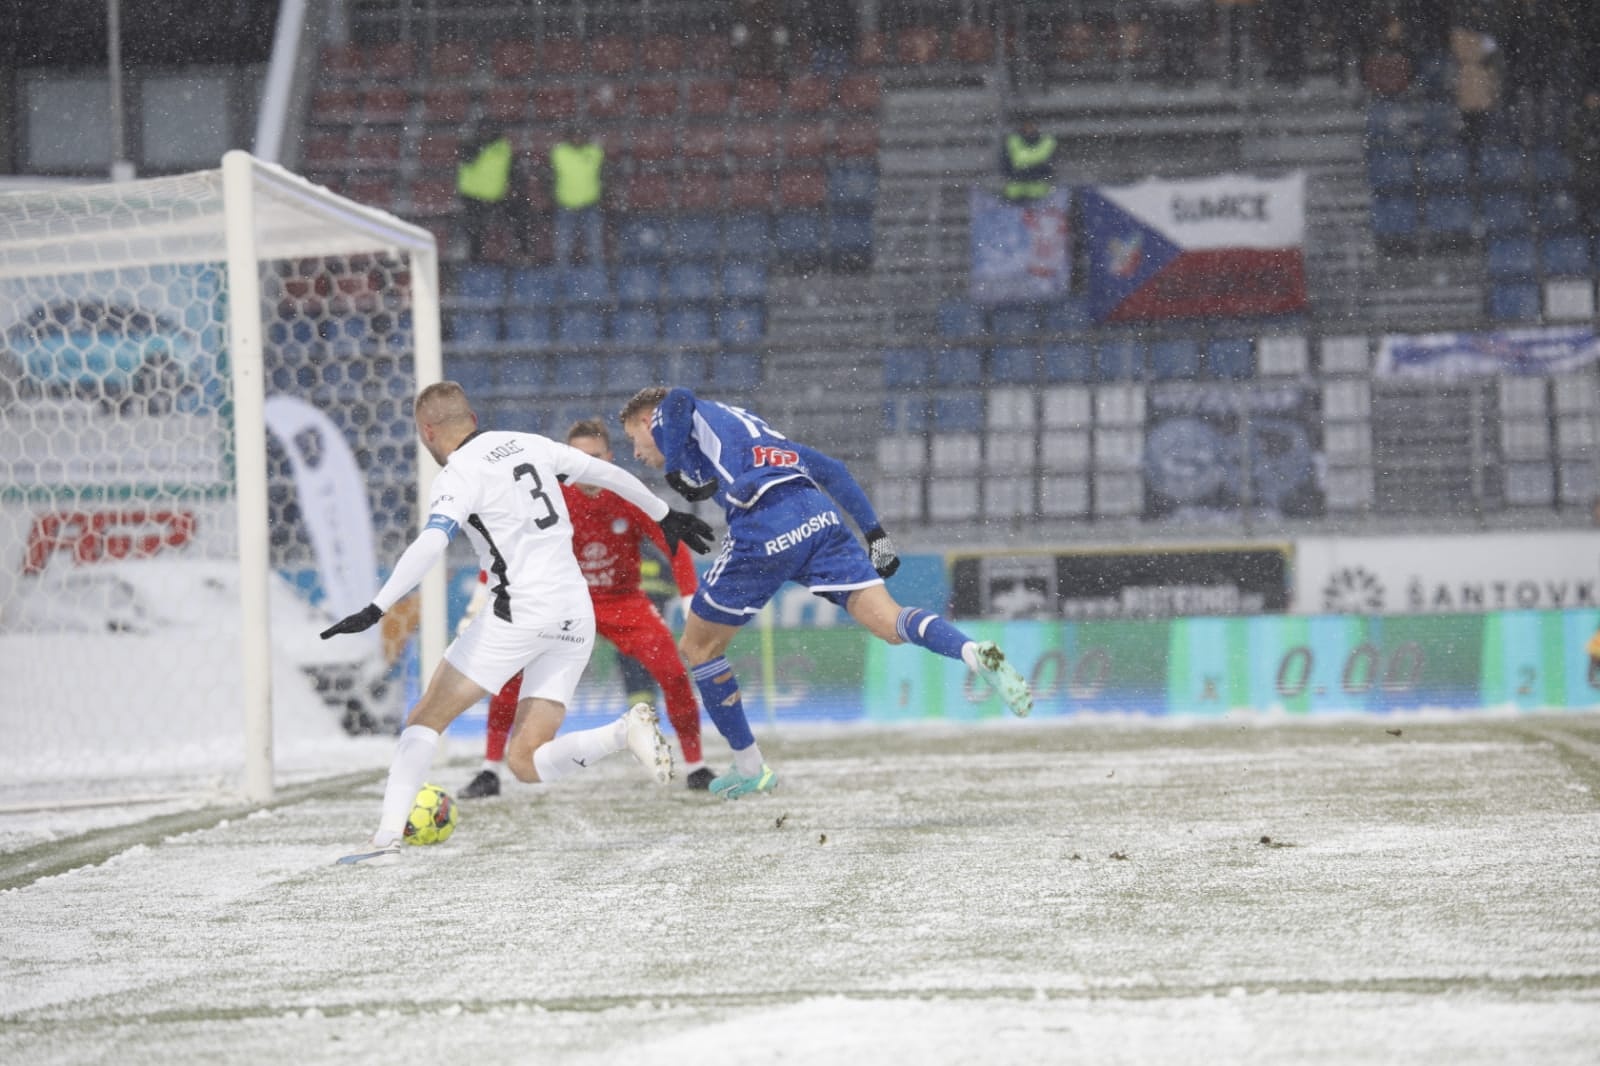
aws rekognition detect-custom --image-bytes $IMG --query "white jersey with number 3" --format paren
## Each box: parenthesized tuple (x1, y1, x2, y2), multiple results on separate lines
(426, 431, 618, 627)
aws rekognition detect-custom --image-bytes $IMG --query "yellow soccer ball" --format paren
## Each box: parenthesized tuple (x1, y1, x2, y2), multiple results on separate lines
(403, 783, 458, 846)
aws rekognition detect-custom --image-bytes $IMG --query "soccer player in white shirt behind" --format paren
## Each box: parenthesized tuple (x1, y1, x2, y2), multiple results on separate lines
(320, 381, 714, 865)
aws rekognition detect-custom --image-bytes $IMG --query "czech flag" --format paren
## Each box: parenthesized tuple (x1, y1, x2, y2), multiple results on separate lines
(1082, 172, 1308, 323)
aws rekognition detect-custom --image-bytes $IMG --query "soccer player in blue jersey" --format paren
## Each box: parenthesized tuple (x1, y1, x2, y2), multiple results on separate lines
(619, 385, 1033, 800)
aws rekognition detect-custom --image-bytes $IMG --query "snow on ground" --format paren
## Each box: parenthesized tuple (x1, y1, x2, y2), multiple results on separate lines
(3, 713, 1599, 1065)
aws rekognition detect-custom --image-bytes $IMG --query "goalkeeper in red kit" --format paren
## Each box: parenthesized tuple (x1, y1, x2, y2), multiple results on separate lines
(460, 417, 711, 795)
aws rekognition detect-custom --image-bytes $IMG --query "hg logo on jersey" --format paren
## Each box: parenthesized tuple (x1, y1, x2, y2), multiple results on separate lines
(764, 510, 839, 555)
(752, 445, 800, 467)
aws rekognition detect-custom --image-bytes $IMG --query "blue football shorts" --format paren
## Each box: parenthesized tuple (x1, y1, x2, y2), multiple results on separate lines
(691, 482, 882, 626)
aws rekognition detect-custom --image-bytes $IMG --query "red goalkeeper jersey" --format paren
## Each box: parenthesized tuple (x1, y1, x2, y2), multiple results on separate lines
(561, 484, 698, 599)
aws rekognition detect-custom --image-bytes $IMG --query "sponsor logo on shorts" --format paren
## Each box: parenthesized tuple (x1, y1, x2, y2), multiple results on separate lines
(764, 510, 839, 555)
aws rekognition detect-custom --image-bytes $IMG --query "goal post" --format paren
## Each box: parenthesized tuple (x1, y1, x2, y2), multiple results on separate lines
(0, 151, 444, 809)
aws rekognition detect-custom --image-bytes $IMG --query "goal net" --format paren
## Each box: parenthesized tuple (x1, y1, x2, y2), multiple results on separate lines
(0, 153, 443, 810)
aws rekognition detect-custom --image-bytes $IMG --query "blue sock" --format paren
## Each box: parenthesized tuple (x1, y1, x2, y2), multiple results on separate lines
(691, 656, 755, 751)
(896, 608, 971, 662)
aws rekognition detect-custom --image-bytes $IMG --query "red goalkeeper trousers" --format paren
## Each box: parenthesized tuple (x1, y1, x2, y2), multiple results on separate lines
(484, 591, 703, 764)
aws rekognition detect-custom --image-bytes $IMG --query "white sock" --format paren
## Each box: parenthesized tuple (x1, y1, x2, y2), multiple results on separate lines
(960, 641, 980, 672)
(375, 724, 440, 844)
(480, 759, 503, 774)
(733, 742, 765, 777)
(681, 760, 705, 775)
(531, 720, 627, 782)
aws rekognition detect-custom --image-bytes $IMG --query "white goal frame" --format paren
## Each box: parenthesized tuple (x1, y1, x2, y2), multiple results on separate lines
(0, 151, 445, 804)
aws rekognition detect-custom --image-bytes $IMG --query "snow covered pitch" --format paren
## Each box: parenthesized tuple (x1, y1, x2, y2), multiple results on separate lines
(4, 714, 1599, 1064)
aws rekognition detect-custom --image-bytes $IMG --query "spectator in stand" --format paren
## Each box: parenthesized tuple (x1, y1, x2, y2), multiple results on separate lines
(1499, 0, 1572, 144)
(1361, 12, 1417, 99)
(549, 126, 605, 268)
(1155, 0, 1207, 87)
(456, 124, 531, 261)
(1263, 0, 1308, 86)
(1565, 88, 1600, 244)
(1449, 16, 1502, 154)
(730, 0, 791, 80)
(1000, 115, 1058, 203)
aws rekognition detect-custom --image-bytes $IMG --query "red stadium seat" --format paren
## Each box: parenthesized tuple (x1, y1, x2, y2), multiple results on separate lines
(429, 40, 478, 79)
(952, 25, 996, 64)
(729, 124, 780, 168)
(678, 174, 726, 213)
(634, 81, 680, 119)
(728, 171, 775, 210)
(734, 79, 784, 117)
(896, 27, 943, 65)
(786, 75, 832, 115)
(778, 168, 827, 208)
(591, 35, 634, 76)
(491, 41, 538, 79)
(482, 86, 528, 123)
(321, 45, 363, 81)
(585, 82, 630, 120)
(351, 132, 403, 167)
(420, 88, 470, 124)
(534, 86, 578, 122)
(303, 131, 348, 167)
(311, 89, 360, 124)
(638, 36, 685, 74)
(541, 38, 584, 75)
(687, 79, 732, 117)
(1105, 19, 1151, 60)
(835, 120, 880, 158)
(524, 127, 560, 160)
(681, 125, 727, 166)
(408, 178, 458, 218)
(361, 88, 410, 124)
(1058, 22, 1098, 63)
(628, 127, 677, 165)
(364, 42, 415, 79)
(417, 131, 461, 169)
(836, 74, 881, 114)
(683, 34, 730, 72)
(625, 172, 675, 212)
(783, 121, 829, 161)
(345, 177, 396, 210)
(856, 32, 888, 66)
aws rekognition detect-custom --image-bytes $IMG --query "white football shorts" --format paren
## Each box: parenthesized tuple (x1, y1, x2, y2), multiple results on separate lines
(446, 610, 596, 707)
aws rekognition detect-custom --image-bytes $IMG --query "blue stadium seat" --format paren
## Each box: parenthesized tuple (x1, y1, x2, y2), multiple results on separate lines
(497, 356, 548, 396)
(667, 261, 717, 303)
(663, 351, 706, 389)
(1475, 144, 1526, 188)
(1148, 338, 1200, 380)
(711, 352, 762, 392)
(774, 211, 825, 266)
(615, 264, 661, 306)
(1364, 100, 1410, 146)
(826, 162, 879, 207)
(718, 302, 765, 344)
(1371, 194, 1418, 244)
(454, 264, 508, 308)
(934, 347, 982, 387)
(446, 354, 497, 394)
(1480, 191, 1531, 236)
(990, 345, 1040, 383)
(448, 310, 500, 349)
(1204, 338, 1255, 380)
(1531, 144, 1573, 185)
(991, 305, 1041, 338)
(611, 307, 660, 343)
(932, 393, 984, 432)
(1095, 338, 1145, 381)
(1041, 342, 1094, 382)
(560, 266, 611, 307)
(661, 307, 713, 343)
(1043, 298, 1092, 333)
(882, 396, 930, 432)
(670, 216, 721, 259)
(827, 211, 874, 267)
(1541, 235, 1592, 275)
(721, 260, 768, 301)
(546, 353, 602, 395)
(502, 309, 551, 346)
(722, 213, 773, 261)
(558, 309, 606, 347)
(1537, 190, 1579, 232)
(1419, 144, 1470, 188)
(1422, 193, 1474, 239)
(1488, 282, 1541, 322)
(605, 353, 657, 393)
(618, 215, 670, 261)
(509, 266, 559, 308)
(1418, 101, 1457, 143)
(937, 300, 986, 339)
(1366, 147, 1415, 191)
(1486, 237, 1537, 280)
(883, 347, 932, 388)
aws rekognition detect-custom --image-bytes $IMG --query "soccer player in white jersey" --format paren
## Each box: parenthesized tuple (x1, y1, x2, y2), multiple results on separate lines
(320, 381, 713, 865)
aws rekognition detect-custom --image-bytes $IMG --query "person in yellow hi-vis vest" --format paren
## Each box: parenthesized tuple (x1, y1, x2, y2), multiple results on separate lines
(456, 125, 531, 260)
(549, 125, 605, 267)
(1000, 116, 1057, 203)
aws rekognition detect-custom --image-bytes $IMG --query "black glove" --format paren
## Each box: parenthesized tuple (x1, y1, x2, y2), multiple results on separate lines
(320, 603, 384, 640)
(660, 509, 715, 555)
(866, 527, 900, 579)
(665, 470, 720, 502)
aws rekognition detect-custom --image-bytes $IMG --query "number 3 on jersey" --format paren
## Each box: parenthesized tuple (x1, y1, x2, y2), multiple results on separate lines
(514, 462, 561, 530)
